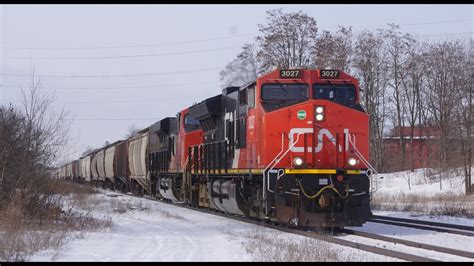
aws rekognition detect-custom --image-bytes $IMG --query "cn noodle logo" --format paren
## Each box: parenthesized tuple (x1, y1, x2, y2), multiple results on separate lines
(289, 128, 352, 153)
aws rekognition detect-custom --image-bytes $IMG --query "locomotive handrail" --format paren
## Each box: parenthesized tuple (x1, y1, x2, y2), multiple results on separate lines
(262, 133, 285, 200)
(264, 132, 303, 199)
(347, 133, 379, 194)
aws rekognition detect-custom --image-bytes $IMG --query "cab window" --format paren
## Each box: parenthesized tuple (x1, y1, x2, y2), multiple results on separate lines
(261, 83, 308, 101)
(184, 114, 201, 132)
(261, 83, 308, 112)
(313, 84, 356, 102)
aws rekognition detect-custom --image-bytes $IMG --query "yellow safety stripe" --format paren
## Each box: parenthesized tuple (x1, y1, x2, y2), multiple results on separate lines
(285, 169, 336, 174)
(166, 168, 361, 175)
(285, 169, 362, 175)
(346, 170, 361, 175)
(164, 169, 182, 173)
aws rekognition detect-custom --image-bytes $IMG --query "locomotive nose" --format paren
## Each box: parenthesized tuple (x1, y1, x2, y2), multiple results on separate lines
(288, 103, 317, 167)
(291, 104, 315, 128)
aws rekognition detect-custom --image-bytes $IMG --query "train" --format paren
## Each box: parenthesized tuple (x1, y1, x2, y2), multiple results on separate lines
(58, 67, 374, 228)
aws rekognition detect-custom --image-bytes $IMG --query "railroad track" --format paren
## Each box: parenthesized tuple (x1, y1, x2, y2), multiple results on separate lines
(160, 202, 439, 262)
(369, 215, 474, 237)
(93, 188, 474, 262)
(338, 228, 474, 259)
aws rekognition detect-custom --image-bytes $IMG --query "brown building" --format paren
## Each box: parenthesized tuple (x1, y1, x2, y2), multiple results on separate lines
(382, 126, 440, 171)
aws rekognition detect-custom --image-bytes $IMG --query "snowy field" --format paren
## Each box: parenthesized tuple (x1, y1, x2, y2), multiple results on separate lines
(29, 188, 473, 262)
(29, 190, 393, 262)
(371, 168, 473, 216)
(374, 167, 471, 197)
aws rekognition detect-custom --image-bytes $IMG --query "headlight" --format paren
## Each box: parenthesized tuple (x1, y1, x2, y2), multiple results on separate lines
(315, 106, 325, 121)
(348, 158, 357, 166)
(293, 157, 304, 167)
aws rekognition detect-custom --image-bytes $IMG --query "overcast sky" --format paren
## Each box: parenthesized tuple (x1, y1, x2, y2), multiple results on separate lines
(1, 4, 472, 162)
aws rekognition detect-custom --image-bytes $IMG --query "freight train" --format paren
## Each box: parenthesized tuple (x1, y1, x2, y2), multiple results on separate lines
(58, 68, 375, 228)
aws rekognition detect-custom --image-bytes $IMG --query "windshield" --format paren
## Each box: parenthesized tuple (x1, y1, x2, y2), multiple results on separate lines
(184, 114, 201, 132)
(313, 84, 356, 102)
(261, 83, 308, 101)
(185, 115, 200, 126)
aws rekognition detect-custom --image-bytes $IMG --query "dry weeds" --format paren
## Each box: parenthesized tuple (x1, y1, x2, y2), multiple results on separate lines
(0, 180, 111, 261)
(371, 193, 474, 217)
(227, 226, 359, 262)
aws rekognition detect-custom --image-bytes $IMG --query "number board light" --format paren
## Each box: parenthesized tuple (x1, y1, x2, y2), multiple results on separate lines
(280, 69, 302, 79)
(320, 70, 340, 79)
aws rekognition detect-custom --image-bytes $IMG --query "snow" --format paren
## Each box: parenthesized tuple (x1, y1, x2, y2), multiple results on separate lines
(29, 167, 474, 261)
(333, 233, 472, 262)
(29, 191, 392, 262)
(371, 167, 473, 216)
(372, 210, 474, 227)
(345, 214, 474, 262)
(374, 167, 471, 197)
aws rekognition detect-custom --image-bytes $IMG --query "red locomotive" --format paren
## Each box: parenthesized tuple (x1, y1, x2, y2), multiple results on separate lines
(62, 68, 373, 228)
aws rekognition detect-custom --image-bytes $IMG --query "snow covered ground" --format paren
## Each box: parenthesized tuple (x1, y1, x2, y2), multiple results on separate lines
(371, 167, 473, 216)
(374, 167, 471, 197)
(344, 210, 474, 262)
(29, 189, 473, 262)
(28, 190, 393, 262)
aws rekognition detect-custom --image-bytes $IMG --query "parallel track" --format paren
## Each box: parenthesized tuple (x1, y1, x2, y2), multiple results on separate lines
(369, 215, 474, 237)
(339, 228, 474, 259)
(95, 188, 474, 262)
(159, 201, 439, 262)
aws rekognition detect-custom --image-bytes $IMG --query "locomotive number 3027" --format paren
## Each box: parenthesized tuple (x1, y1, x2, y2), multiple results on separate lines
(320, 70, 340, 78)
(280, 69, 302, 78)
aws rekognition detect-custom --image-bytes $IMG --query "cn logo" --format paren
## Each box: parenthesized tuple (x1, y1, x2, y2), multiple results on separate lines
(288, 128, 353, 153)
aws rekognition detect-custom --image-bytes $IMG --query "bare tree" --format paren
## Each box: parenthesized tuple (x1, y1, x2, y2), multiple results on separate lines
(81, 146, 96, 157)
(125, 123, 140, 139)
(382, 24, 415, 171)
(256, 9, 318, 72)
(352, 30, 390, 171)
(219, 43, 259, 88)
(315, 26, 353, 72)
(424, 40, 466, 189)
(454, 38, 473, 195)
(1, 68, 71, 216)
(400, 40, 425, 172)
(19, 71, 71, 168)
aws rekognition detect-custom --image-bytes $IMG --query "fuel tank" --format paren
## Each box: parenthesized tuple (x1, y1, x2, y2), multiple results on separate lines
(158, 176, 180, 202)
(207, 179, 248, 216)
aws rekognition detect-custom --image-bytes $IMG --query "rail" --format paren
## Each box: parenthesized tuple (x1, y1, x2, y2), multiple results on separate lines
(371, 215, 474, 232)
(369, 215, 474, 237)
(95, 187, 441, 262)
(339, 228, 474, 259)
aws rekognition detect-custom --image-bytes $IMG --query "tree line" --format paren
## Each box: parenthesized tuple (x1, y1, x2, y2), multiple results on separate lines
(0, 74, 71, 226)
(220, 9, 472, 194)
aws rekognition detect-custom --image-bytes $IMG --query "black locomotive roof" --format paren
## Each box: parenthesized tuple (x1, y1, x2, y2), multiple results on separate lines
(151, 117, 177, 136)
